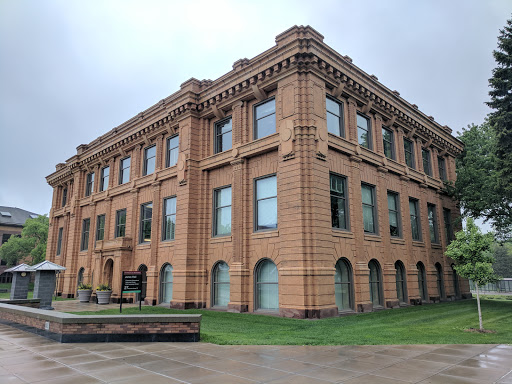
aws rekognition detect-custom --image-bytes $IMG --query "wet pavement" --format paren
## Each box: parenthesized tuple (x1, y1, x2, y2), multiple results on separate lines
(0, 301, 510, 383)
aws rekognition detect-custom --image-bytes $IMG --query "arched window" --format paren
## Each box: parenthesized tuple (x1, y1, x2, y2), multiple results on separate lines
(212, 261, 230, 307)
(452, 264, 460, 298)
(77, 267, 85, 294)
(335, 258, 353, 311)
(435, 263, 445, 299)
(160, 264, 173, 303)
(368, 259, 383, 307)
(103, 259, 113, 288)
(395, 261, 407, 304)
(417, 262, 428, 301)
(137, 264, 148, 302)
(255, 259, 278, 310)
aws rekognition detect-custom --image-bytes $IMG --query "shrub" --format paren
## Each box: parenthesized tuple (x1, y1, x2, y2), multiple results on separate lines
(78, 283, 92, 290)
(96, 283, 111, 291)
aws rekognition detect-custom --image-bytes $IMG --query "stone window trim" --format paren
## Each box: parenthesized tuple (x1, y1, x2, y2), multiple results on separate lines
(213, 185, 232, 237)
(382, 126, 395, 160)
(387, 190, 401, 238)
(85, 172, 94, 197)
(326, 95, 345, 138)
(254, 174, 278, 233)
(166, 135, 179, 168)
(119, 156, 131, 185)
(357, 112, 372, 150)
(115, 209, 127, 238)
(162, 196, 177, 242)
(143, 145, 157, 176)
(56, 227, 63, 256)
(409, 198, 422, 242)
(253, 97, 276, 140)
(214, 116, 233, 154)
(361, 183, 378, 235)
(80, 218, 90, 252)
(330, 172, 350, 231)
(403, 138, 415, 169)
(96, 214, 106, 242)
(139, 202, 153, 244)
(428, 203, 440, 244)
(99, 166, 110, 192)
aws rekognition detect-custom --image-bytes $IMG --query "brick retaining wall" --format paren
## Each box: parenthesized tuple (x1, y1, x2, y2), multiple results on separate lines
(0, 303, 200, 343)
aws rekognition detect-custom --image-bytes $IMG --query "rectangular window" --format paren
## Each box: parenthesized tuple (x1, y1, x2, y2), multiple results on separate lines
(362, 184, 377, 234)
(96, 214, 105, 241)
(213, 186, 232, 236)
(85, 172, 94, 197)
(143, 145, 156, 176)
(214, 117, 232, 154)
(254, 98, 276, 140)
(357, 113, 371, 149)
(115, 209, 126, 238)
(330, 173, 348, 230)
(61, 188, 67, 207)
(80, 218, 90, 251)
(404, 138, 415, 169)
(326, 96, 344, 137)
(100, 166, 110, 192)
(422, 148, 432, 176)
(438, 157, 447, 180)
(1, 234, 11, 245)
(139, 202, 153, 243)
(119, 157, 131, 184)
(255, 175, 277, 231)
(382, 127, 395, 160)
(166, 135, 179, 167)
(428, 204, 439, 243)
(387, 191, 401, 237)
(409, 199, 421, 241)
(56, 227, 63, 256)
(162, 197, 176, 241)
(443, 208, 454, 243)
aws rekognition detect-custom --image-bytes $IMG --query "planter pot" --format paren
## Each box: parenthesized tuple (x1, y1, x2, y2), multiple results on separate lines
(96, 290, 112, 305)
(77, 289, 92, 303)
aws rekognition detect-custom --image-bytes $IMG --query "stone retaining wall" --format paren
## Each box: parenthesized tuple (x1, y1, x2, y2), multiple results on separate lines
(0, 303, 200, 343)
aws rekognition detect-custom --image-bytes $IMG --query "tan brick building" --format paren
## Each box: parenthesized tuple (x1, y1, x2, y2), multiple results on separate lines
(46, 26, 468, 318)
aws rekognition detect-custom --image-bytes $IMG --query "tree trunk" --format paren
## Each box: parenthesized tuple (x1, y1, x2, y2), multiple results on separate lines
(476, 282, 483, 331)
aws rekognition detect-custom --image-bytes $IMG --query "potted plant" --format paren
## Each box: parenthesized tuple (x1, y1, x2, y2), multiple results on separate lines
(96, 283, 112, 305)
(77, 283, 93, 303)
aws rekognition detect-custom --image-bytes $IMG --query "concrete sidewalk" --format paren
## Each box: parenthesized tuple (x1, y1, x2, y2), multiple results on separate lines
(0, 300, 510, 383)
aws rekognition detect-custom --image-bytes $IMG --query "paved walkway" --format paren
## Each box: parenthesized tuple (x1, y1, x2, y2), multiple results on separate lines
(0, 301, 510, 383)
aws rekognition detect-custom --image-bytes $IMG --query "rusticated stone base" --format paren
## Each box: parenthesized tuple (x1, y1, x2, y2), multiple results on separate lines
(170, 301, 206, 310)
(386, 300, 400, 309)
(227, 304, 248, 313)
(279, 306, 339, 319)
(357, 303, 373, 313)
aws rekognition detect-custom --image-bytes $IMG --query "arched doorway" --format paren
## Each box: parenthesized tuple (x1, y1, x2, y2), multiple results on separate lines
(136, 264, 148, 303)
(76, 267, 85, 294)
(255, 259, 278, 311)
(417, 262, 428, 301)
(211, 261, 230, 307)
(435, 263, 445, 300)
(103, 259, 114, 289)
(368, 259, 383, 307)
(160, 264, 173, 303)
(334, 258, 353, 311)
(395, 261, 407, 304)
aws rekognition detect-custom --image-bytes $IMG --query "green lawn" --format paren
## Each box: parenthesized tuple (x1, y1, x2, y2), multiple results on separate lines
(70, 298, 512, 345)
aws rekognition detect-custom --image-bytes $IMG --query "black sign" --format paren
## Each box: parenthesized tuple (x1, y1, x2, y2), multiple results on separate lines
(122, 271, 142, 293)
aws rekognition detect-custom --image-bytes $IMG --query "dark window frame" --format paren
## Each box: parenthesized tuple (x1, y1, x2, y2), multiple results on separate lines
(369, 259, 383, 307)
(404, 138, 415, 169)
(56, 227, 63, 256)
(330, 173, 350, 231)
(326, 95, 345, 137)
(422, 148, 432, 176)
(382, 126, 395, 160)
(166, 135, 179, 168)
(438, 156, 447, 181)
(61, 187, 67, 207)
(409, 198, 422, 241)
(253, 97, 276, 140)
(214, 116, 233, 154)
(428, 203, 439, 244)
(436, 263, 445, 299)
(162, 196, 177, 241)
(362, 183, 378, 234)
(96, 214, 105, 241)
(143, 145, 156, 176)
(85, 172, 94, 197)
(254, 174, 278, 232)
(115, 209, 127, 238)
(254, 258, 279, 311)
(395, 260, 408, 304)
(417, 262, 428, 301)
(119, 156, 131, 185)
(357, 113, 372, 149)
(213, 185, 232, 237)
(334, 258, 354, 311)
(100, 166, 110, 192)
(139, 202, 153, 244)
(80, 218, 90, 251)
(387, 190, 401, 238)
(211, 261, 230, 308)
(443, 208, 454, 243)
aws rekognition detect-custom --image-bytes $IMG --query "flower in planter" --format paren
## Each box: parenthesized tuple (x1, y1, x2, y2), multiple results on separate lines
(78, 283, 92, 290)
(96, 283, 111, 291)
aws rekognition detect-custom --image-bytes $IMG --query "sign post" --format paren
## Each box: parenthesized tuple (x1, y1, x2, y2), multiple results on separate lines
(120, 271, 142, 313)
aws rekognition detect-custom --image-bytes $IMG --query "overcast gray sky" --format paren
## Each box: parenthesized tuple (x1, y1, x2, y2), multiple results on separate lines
(1, 0, 510, 229)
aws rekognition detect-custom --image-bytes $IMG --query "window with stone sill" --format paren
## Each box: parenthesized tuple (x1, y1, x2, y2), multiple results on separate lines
(119, 157, 131, 185)
(139, 202, 153, 243)
(85, 172, 94, 197)
(100, 166, 109, 192)
(422, 148, 432, 176)
(409, 198, 421, 241)
(214, 117, 232, 154)
(404, 138, 415, 169)
(254, 175, 277, 231)
(166, 135, 179, 168)
(326, 96, 344, 137)
(80, 218, 90, 251)
(115, 209, 126, 238)
(143, 145, 156, 176)
(254, 98, 276, 140)
(357, 113, 371, 149)
(382, 126, 395, 160)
